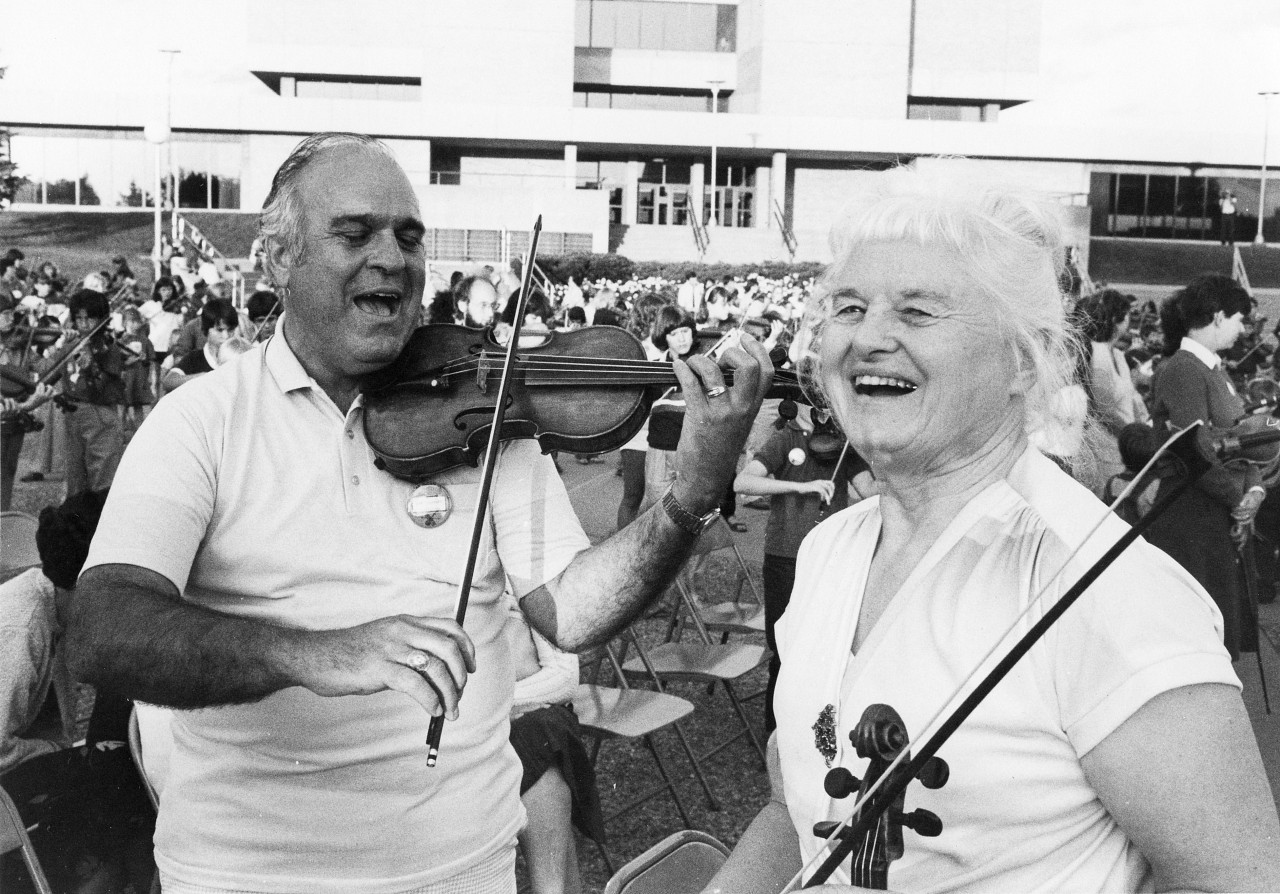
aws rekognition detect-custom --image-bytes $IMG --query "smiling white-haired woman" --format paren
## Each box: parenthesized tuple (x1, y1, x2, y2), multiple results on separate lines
(706, 167, 1280, 893)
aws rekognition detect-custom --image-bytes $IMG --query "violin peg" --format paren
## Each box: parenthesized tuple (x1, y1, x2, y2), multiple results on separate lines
(823, 767, 861, 799)
(896, 808, 943, 838)
(812, 821, 849, 842)
(916, 756, 949, 789)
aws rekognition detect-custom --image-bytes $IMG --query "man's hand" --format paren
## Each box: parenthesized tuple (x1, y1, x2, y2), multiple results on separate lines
(671, 333, 774, 512)
(799, 479, 836, 503)
(302, 615, 476, 720)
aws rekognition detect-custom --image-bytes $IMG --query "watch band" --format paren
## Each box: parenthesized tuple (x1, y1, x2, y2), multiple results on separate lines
(661, 485, 720, 536)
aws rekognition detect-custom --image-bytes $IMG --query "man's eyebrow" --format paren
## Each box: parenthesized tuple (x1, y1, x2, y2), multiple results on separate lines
(829, 287, 862, 300)
(330, 213, 426, 235)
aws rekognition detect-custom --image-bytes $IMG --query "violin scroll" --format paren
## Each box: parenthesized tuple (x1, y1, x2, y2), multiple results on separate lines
(808, 703, 947, 890)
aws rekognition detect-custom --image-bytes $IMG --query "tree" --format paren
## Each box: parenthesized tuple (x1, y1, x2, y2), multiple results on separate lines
(120, 180, 152, 207)
(45, 176, 101, 206)
(0, 128, 22, 209)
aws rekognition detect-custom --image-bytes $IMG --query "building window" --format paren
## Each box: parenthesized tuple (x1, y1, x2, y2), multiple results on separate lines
(907, 100, 1000, 123)
(253, 72, 421, 102)
(1091, 171, 1280, 241)
(574, 86, 729, 112)
(576, 1, 735, 53)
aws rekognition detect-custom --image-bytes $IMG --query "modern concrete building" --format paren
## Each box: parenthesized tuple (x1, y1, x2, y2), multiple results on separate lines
(3, 0, 1275, 263)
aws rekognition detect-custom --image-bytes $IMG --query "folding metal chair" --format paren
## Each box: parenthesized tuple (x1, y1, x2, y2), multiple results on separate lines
(666, 516, 765, 644)
(602, 829, 730, 894)
(572, 643, 717, 872)
(620, 620, 769, 768)
(0, 780, 54, 894)
(0, 511, 41, 584)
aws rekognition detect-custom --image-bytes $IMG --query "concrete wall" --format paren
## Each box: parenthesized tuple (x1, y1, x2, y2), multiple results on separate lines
(424, 0, 575, 110)
(736, 0, 911, 119)
(415, 186, 609, 254)
(910, 0, 1041, 102)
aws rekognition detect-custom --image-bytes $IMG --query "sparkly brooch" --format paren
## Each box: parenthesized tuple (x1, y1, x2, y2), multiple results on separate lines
(812, 703, 837, 767)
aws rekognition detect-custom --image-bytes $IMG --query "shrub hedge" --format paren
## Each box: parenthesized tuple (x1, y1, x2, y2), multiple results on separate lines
(536, 252, 828, 286)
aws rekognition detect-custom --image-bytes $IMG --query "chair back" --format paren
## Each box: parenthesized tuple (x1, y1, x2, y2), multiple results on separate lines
(0, 781, 54, 894)
(0, 511, 41, 583)
(603, 830, 730, 894)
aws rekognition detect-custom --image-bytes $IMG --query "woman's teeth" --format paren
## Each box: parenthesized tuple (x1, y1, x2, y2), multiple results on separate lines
(854, 375, 918, 396)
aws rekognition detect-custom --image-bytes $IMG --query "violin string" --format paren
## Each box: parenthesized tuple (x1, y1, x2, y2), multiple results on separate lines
(782, 421, 1200, 893)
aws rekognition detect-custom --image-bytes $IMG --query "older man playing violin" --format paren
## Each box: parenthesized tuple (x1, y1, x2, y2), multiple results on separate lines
(708, 168, 1280, 893)
(67, 132, 772, 894)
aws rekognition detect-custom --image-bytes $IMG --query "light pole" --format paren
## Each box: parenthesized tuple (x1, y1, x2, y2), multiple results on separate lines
(1256, 90, 1279, 245)
(708, 80, 724, 226)
(144, 123, 171, 279)
(161, 49, 180, 240)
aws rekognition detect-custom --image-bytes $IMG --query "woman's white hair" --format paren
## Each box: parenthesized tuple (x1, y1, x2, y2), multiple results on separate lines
(258, 132, 397, 287)
(800, 164, 1084, 451)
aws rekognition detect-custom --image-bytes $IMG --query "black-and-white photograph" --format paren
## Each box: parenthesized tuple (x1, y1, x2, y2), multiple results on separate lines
(2, 1, 1279, 892)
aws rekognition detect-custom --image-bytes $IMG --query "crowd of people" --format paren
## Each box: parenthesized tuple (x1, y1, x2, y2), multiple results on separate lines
(1, 133, 1279, 894)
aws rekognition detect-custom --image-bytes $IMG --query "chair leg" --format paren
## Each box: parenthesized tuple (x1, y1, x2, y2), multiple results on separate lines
(722, 682, 768, 768)
(643, 734, 693, 828)
(595, 838, 616, 877)
(669, 720, 721, 811)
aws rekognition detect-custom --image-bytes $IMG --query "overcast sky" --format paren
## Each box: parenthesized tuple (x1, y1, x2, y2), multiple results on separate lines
(1004, 0, 1280, 160)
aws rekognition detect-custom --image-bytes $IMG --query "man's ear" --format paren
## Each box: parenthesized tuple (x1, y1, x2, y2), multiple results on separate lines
(264, 239, 291, 291)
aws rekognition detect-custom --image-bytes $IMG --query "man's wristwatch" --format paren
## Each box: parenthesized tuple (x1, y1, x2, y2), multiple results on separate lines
(661, 485, 720, 536)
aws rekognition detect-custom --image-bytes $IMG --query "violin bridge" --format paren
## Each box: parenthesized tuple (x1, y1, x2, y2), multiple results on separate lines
(476, 353, 492, 395)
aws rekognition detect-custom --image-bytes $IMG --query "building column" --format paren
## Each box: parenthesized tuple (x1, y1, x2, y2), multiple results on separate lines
(622, 159, 643, 225)
(771, 151, 788, 227)
(690, 162, 705, 223)
(563, 143, 578, 190)
(755, 163, 771, 229)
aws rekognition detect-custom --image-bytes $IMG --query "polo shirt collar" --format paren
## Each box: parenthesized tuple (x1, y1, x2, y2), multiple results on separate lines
(264, 330, 316, 393)
(1180, 336, 1221, 370)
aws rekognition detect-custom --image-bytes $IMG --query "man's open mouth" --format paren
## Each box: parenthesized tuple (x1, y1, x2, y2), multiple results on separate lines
(353, 291, 403, 318)
(853, 374, 918, 397)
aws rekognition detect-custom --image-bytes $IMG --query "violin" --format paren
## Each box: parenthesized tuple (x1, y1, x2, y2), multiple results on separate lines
(362, 323, 804, 483)
(812, 704, 947, 889)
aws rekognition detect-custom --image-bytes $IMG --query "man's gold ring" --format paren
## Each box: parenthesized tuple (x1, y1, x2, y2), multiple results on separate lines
(405, 652, 431, 673)
(704, 385, 727, 399)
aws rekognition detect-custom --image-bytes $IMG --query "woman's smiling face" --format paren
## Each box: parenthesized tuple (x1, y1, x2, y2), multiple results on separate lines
(817, 240, 1026, 475)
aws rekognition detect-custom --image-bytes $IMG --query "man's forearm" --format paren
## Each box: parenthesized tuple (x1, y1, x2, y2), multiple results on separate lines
(67, 564, 309, 709)
(521, 500, 699, 652)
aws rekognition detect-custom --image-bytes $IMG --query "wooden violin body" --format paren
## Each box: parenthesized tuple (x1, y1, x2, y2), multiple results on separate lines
(363, 325, 654, 482)
(363, 323, 805, 483)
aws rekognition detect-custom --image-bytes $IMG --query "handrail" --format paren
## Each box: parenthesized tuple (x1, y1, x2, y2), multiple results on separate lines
(774, 199, 798, 259)
(687, 196, 709, 257)
(530, 260, 556, 299)
(172, 214, 247, 307)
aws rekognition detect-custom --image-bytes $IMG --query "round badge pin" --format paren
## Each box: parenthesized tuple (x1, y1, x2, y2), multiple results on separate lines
(406, 484, 453, 528)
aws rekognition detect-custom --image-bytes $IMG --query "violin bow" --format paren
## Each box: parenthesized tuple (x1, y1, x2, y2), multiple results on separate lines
(425, 215, 543, 768)
(790, 421, 1213, 889)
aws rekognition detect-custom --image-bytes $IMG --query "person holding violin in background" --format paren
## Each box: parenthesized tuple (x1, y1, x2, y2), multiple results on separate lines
(732, 399, 869, 734)
(245, 288, 282, 342)
(1, 311, 56, 510)
(160, 297, 242, 393)
(59, 289, 126, 496)
(67, 132, 772, 893)
(1144, 275, 1262, 663)
(709, 168, 1279, 893)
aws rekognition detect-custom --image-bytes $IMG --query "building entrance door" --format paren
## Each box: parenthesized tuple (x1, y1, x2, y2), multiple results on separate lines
(638, 184, 691, 225)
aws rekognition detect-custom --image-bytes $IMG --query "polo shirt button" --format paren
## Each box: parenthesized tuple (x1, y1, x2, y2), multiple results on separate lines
(346, 430, 355, 440)
(351, 475, 360, 485)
